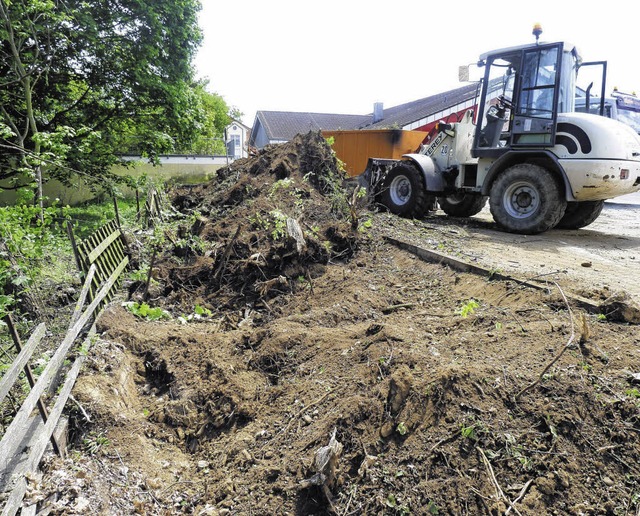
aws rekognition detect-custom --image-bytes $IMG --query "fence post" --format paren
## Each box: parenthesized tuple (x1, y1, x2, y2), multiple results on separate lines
(112, 196, 121, 229)
(66, 221, 82, 273)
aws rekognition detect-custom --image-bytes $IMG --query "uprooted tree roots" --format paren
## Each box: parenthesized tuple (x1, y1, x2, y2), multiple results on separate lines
(25, 131, 640, 515)
(153, 130, 363, 318)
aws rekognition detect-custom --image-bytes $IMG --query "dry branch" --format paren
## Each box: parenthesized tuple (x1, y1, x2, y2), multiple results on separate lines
(515, 282, 586, 401)
(477, 446, 522, 516)
(381, 303, 415, 314)
(213, 224, 242, 281)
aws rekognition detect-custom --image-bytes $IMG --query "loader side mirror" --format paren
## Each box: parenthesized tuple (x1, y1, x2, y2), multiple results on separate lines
(458, 65, 470, 82)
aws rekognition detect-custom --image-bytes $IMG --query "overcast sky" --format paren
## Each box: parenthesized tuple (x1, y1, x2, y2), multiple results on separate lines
(194, 0, 640, 127)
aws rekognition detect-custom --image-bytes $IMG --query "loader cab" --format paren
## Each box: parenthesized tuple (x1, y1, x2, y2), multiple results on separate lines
(473, 41, 580, 157)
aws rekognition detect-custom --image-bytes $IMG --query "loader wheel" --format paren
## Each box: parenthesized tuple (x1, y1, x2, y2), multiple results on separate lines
(489, 163, 567, 234)
(379, 162, 428, 218)
(438, 193, 487, 217)
(556, 200, 605, 229)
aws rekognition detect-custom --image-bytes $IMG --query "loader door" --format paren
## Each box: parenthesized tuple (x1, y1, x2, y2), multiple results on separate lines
(510, 43, 564, 146)
(473, 41, 576, 157)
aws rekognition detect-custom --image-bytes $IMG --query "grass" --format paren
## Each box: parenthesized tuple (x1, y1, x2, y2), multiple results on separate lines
(0, 196, 143, 345)
(66, 198, 141, 239)
(0, 195, 151, 429)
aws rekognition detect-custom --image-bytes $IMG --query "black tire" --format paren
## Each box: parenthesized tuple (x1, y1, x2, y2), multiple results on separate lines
(556, 200, 605, 229)
(379, 162, 428, 218)
(489, 163, 567, 234)
(438, 193, 487, 217)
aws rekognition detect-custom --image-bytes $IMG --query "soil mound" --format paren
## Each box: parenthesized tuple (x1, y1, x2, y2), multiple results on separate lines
(157, 131, 360, 316)
(26, 135, 640, 515)
(57, 247, 640, 516)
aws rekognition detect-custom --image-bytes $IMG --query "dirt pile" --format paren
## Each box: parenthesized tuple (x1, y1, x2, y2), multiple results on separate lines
(24, 133, 640, 515)
(155, 131, 360, 317)
(55, 247, 640, 515)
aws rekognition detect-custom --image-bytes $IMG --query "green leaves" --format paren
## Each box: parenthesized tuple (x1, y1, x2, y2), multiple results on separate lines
(1, 0, 212, 190)
(123, 301, 170, 321)
(0, 294, 15, 319)
(0, 122, 15, 139)
(194, 304, 212, 317)
(0, 202, 71, 317)
(457, 298, 480, 318)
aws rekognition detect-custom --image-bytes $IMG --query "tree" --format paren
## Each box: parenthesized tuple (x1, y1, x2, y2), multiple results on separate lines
(0, 0, 205, 202)
(0, 0, 67, 216)
(189, 82, 232, 155)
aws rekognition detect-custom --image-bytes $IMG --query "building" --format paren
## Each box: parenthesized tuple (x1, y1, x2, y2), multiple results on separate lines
(248, 112, 371, 149)
(225, 119, 251, 159)
(248, 83, 481, 149)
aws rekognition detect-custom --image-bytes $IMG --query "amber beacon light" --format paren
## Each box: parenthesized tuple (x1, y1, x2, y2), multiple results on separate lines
(532, 23, 543, 43)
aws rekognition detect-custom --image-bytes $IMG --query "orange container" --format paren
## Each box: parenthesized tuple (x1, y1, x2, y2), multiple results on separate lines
(322, 129, 427, 177)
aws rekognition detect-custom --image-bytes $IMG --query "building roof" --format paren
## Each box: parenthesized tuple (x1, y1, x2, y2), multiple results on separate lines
(254, 111, 371, 142)
(362, 83, 480, 129)
(228, 118, 251, 131)
(251, 82, 483, 146)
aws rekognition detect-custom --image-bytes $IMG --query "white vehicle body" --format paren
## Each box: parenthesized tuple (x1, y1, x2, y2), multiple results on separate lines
(575, 91, 640, 135)
(371, 38, 640, 234)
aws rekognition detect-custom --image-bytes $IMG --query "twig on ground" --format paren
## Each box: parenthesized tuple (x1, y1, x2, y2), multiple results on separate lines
(505, 479, 533, 515)
(341, 486, 356, 516)
(305, 268, 315, 295)
(260, 299, 273, 314)
(477, 446, 522, 516)
(515, 282, 579, 401)
(508, 309, 527, 333)
(268, 390, 333, 446)
(381, 303, 415, 314)
(477, 447, 504, 502)
(213, 224, 242, 282)
(472, 381, 485, 397)
(527, 270, 567, 281)
(429, 428, 462, 455)
(414, 310, 450, 317)
(69, 394, 92, 423)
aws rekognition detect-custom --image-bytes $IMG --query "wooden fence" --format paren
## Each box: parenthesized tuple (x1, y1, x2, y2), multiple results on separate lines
(0, 219, 129, 515)
(69, 219, 129, 319)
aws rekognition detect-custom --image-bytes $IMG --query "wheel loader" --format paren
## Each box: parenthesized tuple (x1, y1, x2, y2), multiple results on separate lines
(360, 35, 640, 234)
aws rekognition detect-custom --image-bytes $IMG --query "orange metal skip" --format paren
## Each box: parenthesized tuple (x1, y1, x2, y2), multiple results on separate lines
(322, 130, 427, 177)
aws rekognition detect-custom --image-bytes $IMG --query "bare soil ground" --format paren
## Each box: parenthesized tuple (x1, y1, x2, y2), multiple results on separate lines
(21, 132, 640, 515)
(400, 199, 640, 303)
